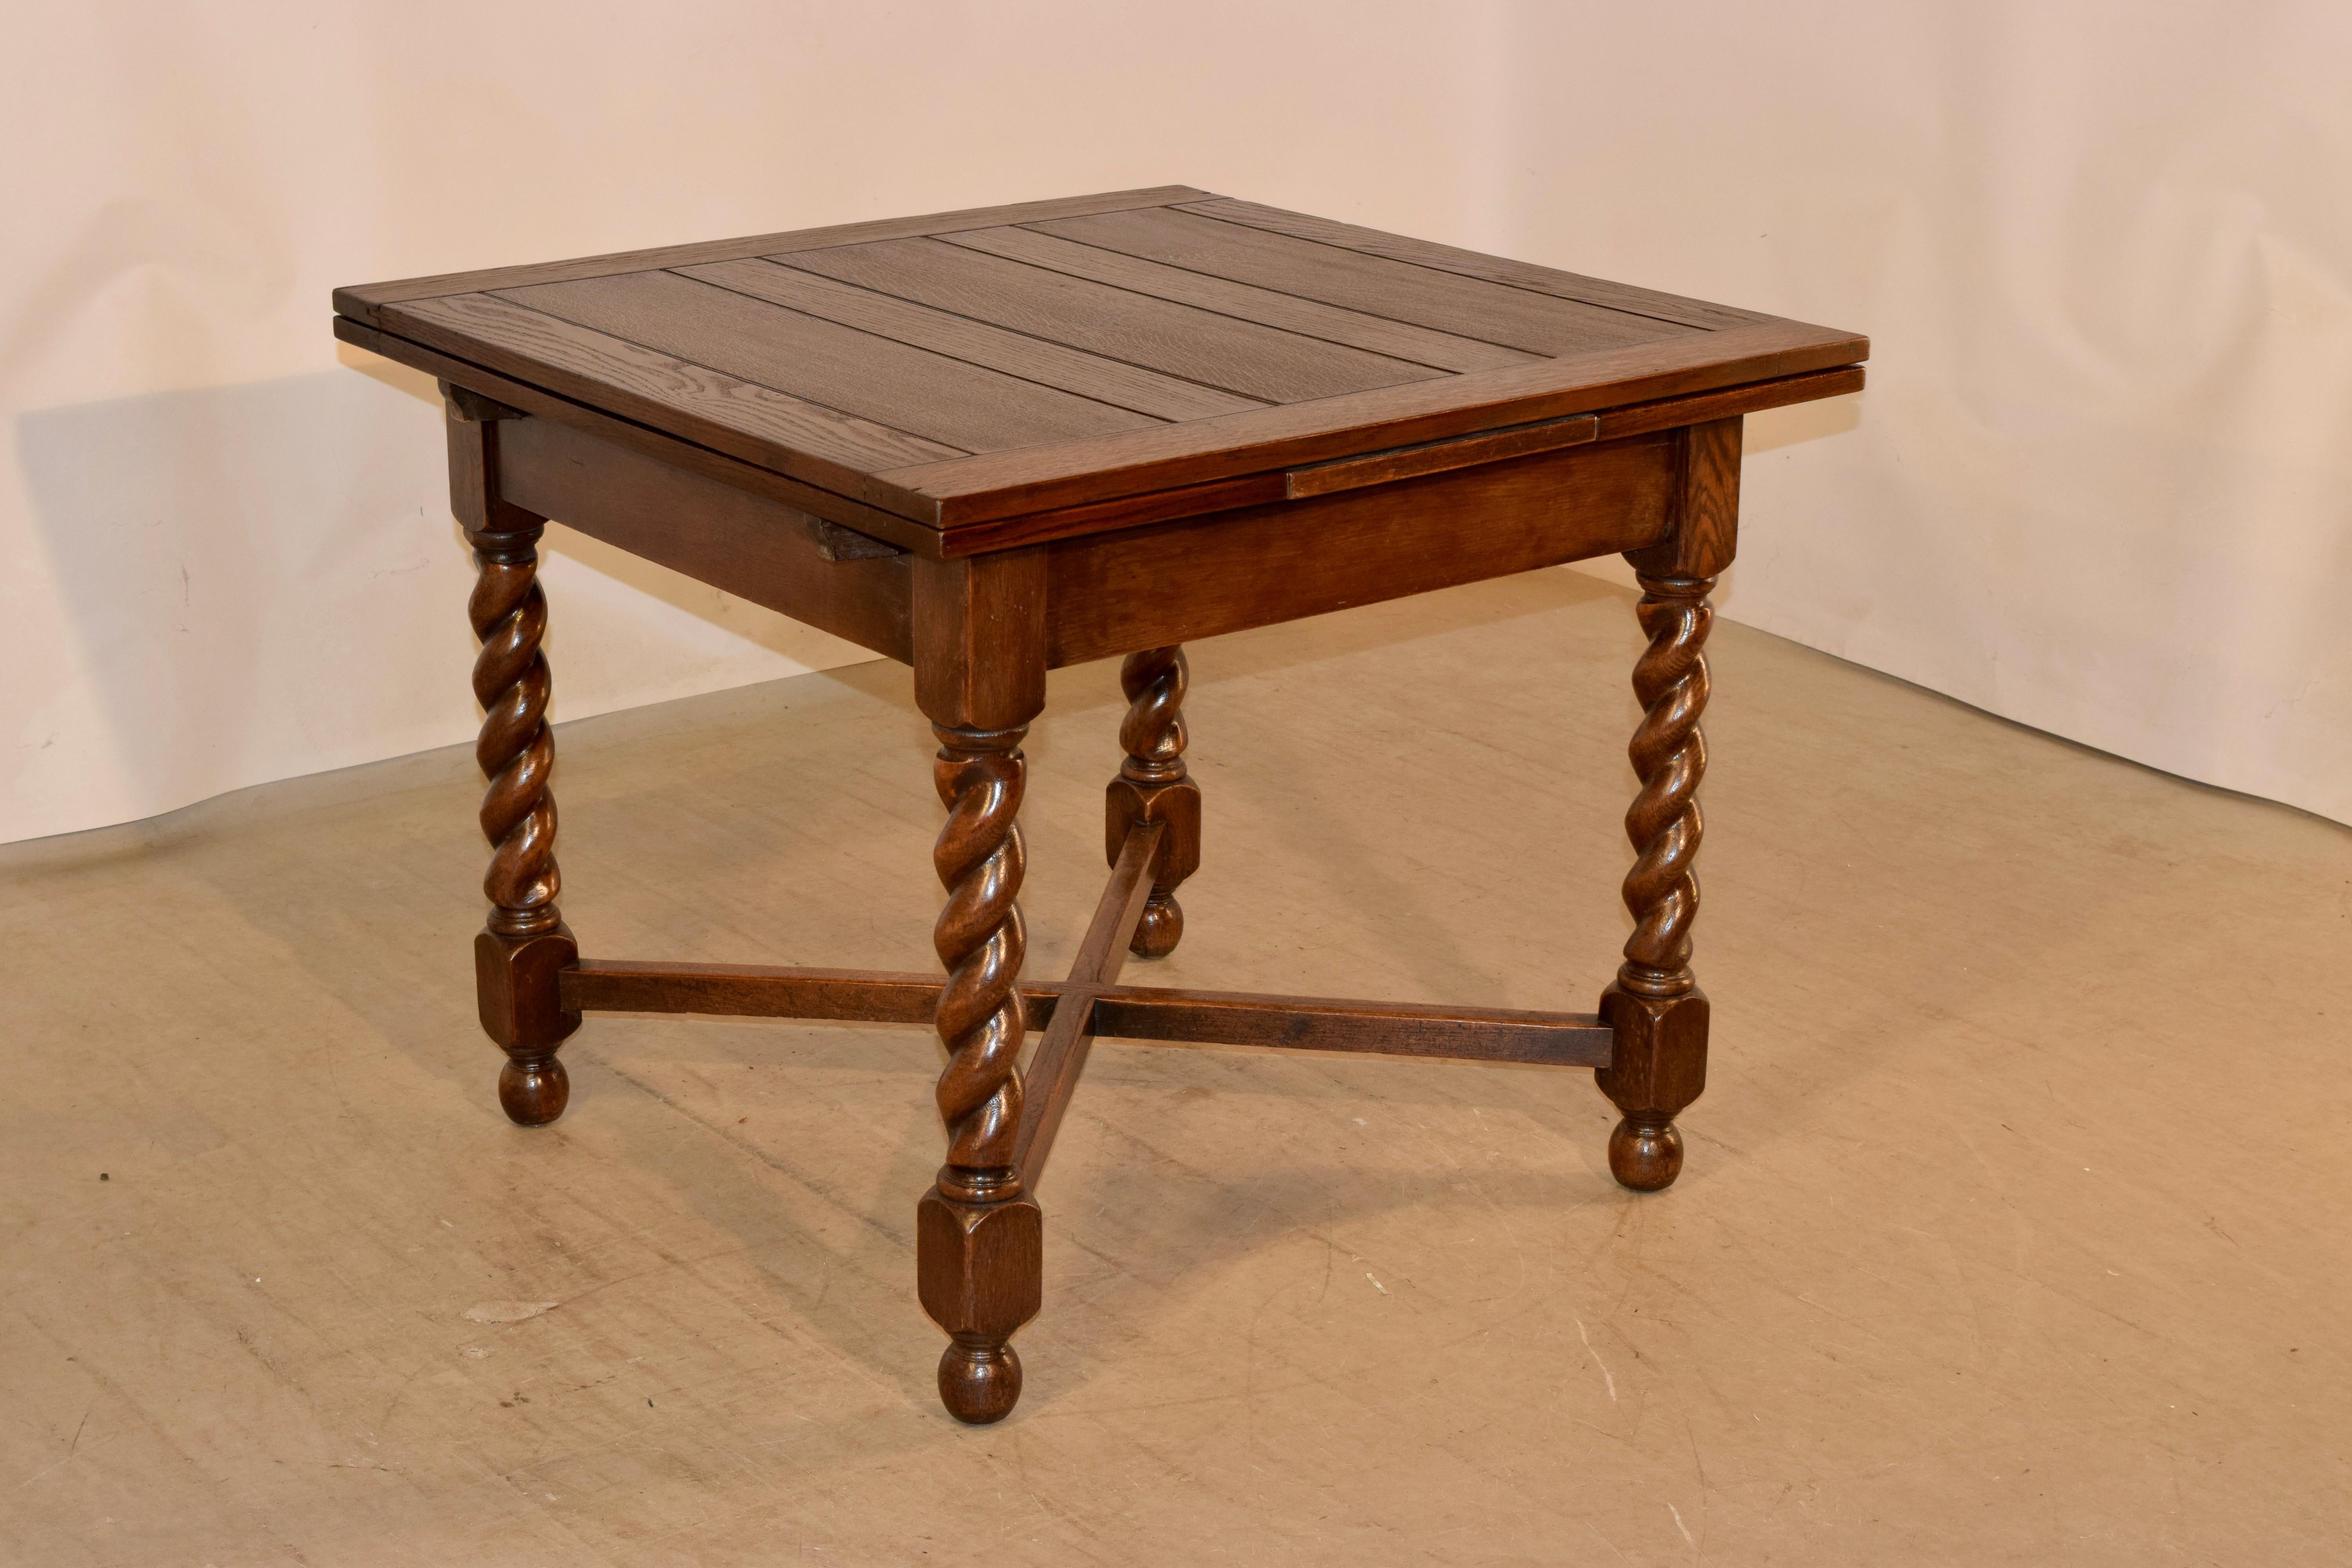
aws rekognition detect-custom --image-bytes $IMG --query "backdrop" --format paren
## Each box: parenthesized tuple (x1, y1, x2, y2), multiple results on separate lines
(7, 1, 2349, 844)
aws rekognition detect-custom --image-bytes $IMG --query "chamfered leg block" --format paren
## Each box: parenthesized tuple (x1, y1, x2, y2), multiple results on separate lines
(447, 385, 579, 1125)
(1106, 645, 1201, 958)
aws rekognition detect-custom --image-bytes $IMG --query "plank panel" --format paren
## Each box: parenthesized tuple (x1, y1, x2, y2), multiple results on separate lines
(333, 314, 951, 547)
(675, 258, 1262, 421)
(494, 270, 1156, 453)
(381, 293, 963, 506)
(332, 185, 1212, 323)
(927, 367, 1866, 554)
(772, 238, 1445, 404)
(942, 225, 1539, 373)
(1176, 197, 1767, 330)
(1033, 207, 1691, 357)
(884, 318, 1869, 531)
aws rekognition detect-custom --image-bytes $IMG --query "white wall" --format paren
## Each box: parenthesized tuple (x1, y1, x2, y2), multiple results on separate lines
(7, 1, 2348, 843)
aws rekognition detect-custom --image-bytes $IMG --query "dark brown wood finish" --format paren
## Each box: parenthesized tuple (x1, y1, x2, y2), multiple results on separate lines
(342, 187, 1864, 537)
(1283, 412, 1598, 499)
(495, 414, 913, 660)
(1594, 418, 1741, 1191)
(333, 314, 949, 553)
(1027, 206, 1695, 355)
(881, 318, 1864, 530)
(341, 189, 1866, 1425)
(554, 958, 1615, 1067)
(1106, 648, 1200, 958)
(444, 389, 579, 1126)
(924, 365, 1860, 556)
(391, 292, 962, 476)
(1088, 989, 1611, 1064)
(775, 237, 1448, 404)
(940, 225, 1543, 372)
(1011, 820, 1166, 1192)
(332, 185, 1214, 322)
(1042, 432, 1677, 666)
(1171, 197, 1768, 330)
(912, 549, 1049, 1424)
(493, 269, 1160, 450)
(677, 258, 1266, 420)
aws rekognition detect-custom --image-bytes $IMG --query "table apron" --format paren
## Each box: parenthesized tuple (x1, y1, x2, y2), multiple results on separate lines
(489, 417, 1680, 674)
(496, 413, 915, 662)
(1042, 428, 1675, 666)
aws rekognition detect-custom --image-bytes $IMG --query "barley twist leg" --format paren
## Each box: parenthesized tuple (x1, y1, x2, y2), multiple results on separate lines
(1596, 574, 1714, 1190)
(472, 532, 561, 939)
(924, 724, 1038, 1421)
(1107, 646, 1202, 958)
(465, 524, 579, 1125)
(1618, 577, 1710, 999)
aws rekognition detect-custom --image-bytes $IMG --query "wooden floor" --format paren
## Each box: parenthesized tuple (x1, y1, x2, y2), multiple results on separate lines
(5, 569, 2346, 1566)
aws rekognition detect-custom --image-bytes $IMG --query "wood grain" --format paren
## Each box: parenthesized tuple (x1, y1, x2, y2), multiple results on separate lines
(1012, 820, 1163, 1190)
(945, 225, 1540, 372)
(333, 315, 949, 550)
(1030, 207, 1691, 357)
(931, 365, 1862, 555)
(561, 962, 944, 1023)
(773, 238, 1445, 404)
(913, 550, 1048, 732)
(1176, 197, 1768, 331)
(332, 185, 1212, 323)
(495, 414, 913, 661)
(676, 257, 1263, 421)
(1590, 364, 1863, 442)
(494, 270, 1157, 452)
(1628, 418, 1743, 581)
(884, 317, 1866, 529)
(1042, 433, 1676, 666)
(1283, 413, 1598, 499)
(558, 961, 1612, 1067)
(1090, 988, 1612, 1066)
(1104, 646, 1200, 959)
(382, 293, 962, 506)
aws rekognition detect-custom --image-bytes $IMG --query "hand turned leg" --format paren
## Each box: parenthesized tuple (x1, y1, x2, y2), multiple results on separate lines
(1105, 646, 1201, 958)
(468, 523, 579, 1125)
(922, 723, 1043, 1422)
(1596, 573, 1713, 1191)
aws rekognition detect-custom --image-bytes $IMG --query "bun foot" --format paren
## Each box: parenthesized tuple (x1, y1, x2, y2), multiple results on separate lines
(1129, 893, 1184, 958)
(499, 1056, 569, 1126)
(938, 1335, 1022, 1424)
(1607, 1116, 1682, 1192)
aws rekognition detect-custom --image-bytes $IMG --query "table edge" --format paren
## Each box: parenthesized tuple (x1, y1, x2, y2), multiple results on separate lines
(898, 319, 1871, 529)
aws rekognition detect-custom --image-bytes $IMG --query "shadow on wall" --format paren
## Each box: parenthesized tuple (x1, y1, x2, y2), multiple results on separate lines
(16, 369, 466, 825)
(11, 359, 878, 844)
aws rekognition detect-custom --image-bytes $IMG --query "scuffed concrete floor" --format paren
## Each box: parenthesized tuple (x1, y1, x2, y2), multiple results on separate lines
(4, 568, 2347, 1565)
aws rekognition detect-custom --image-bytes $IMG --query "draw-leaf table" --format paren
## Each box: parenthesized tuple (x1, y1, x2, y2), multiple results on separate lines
(333, 186, 1866, 1423)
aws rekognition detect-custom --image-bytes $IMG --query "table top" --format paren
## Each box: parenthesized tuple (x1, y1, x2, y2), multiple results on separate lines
(335, 186, 1866, 547)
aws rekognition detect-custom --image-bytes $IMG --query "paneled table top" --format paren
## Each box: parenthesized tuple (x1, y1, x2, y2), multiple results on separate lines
(333, 185, 1866, 555)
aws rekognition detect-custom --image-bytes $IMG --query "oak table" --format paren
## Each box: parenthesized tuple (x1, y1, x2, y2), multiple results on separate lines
(333, 186, 1867, 1424)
